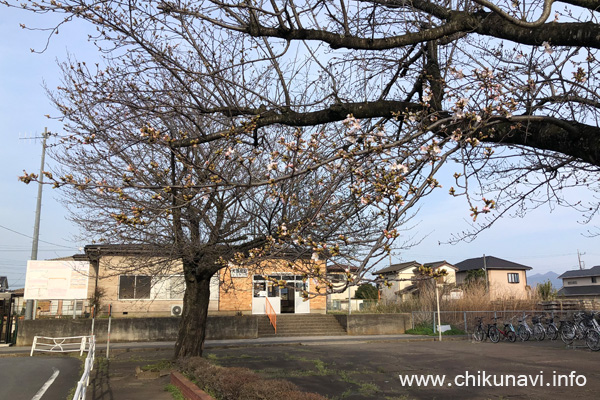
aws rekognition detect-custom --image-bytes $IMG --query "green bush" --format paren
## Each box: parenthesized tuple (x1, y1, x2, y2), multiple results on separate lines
(354, 283, 379, 300)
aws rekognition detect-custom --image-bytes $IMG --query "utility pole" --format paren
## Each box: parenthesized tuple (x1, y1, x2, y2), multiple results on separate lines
(25, 128, 49, 320)
(577, 249, 586, 270)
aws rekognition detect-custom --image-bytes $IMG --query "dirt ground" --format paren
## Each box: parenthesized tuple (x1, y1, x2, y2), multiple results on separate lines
(204, 339, 600, 400)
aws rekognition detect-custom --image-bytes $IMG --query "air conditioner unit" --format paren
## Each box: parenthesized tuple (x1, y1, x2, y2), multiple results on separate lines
(171, 305, 183, 316)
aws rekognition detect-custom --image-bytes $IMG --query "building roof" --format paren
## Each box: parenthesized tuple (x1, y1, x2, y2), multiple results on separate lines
(454, 256, 532, 272)
(374, 261, 420, 275)
(557, 285, 600, 297)
(396, 284, 418, 295)
(557, 266, 600, 280)
(327, 264, 360, 273)
(373, 260, 456, 276)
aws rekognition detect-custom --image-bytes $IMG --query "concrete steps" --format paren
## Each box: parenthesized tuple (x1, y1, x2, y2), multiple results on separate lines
(257, 314, 347, 337)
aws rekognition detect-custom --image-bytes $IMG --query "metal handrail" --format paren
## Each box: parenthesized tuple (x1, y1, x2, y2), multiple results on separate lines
(30, 335, 93, 356)
(72, 335, 96, 400)
(265, 297, 277, 334)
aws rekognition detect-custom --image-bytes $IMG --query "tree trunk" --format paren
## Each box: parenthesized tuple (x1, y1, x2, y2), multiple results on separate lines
(174, 268, 213, 358)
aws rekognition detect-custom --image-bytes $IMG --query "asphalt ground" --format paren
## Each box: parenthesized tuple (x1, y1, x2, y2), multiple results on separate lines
(205, 338, 600, 400)
(2, 335, 599, 400)
(0, 355, 81, 400)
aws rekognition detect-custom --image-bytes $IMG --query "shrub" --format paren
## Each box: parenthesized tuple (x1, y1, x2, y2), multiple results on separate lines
(178, 357, 327, 400)
(355, 283, 378, 300)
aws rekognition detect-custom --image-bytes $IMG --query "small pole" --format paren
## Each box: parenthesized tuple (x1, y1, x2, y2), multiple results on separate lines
(483, 254, 489, 294)
(348, 284, 352, 315)
(106, 304, 112, 358)
(91, 306, 95, 336)
(435, 284, 442, 342)
(73, 300, 77, 319)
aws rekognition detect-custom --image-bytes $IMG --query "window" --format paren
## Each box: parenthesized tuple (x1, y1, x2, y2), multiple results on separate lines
(507, 273, 519, 284)
(119, 275, 151, 299)
(150, 276, 185, 300)
(567, 280, 578, 285)
(592, 277, 597, 284)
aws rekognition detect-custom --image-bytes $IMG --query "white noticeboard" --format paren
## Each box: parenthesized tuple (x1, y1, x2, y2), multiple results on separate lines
(24, 260, 90, 300)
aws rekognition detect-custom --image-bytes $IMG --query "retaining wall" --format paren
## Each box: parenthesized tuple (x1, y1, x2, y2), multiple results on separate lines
(334, 313, 410, 335)
(16, 315, 258, 346)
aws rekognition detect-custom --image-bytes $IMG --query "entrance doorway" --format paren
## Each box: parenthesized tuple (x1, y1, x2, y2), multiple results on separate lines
(252, 274, 309, 314)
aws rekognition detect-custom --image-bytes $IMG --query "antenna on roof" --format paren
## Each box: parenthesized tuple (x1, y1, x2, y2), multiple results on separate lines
(577, 249, 586, 270)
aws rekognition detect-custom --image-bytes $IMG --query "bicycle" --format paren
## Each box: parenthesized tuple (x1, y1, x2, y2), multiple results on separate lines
(583, 312, 600, 352)
(545, 315, 559, 341)
(487, 317, 516, 343)
(516, 315, 533, 341)
(561, 312, 589, 345)
(472, 317, 486, 342)
(531, 315, 546, 341)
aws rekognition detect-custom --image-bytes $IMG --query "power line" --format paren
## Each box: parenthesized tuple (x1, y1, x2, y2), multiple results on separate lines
(0, 223, 77, 249)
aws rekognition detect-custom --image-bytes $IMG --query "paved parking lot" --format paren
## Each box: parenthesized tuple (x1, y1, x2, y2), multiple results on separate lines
(205, 338, 600, 399)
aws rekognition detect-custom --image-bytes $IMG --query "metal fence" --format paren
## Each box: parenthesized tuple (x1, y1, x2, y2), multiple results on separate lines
(327, 299, 378, 312)
(73, 335, 96, 400)
(30, 335, 94, 356)
(411, 310, 595, 334)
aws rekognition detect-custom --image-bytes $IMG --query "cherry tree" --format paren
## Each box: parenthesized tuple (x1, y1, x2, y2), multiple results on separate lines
(5, 0, 600, 355)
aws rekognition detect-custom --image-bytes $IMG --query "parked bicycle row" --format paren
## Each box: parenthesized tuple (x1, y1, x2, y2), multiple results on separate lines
(471, 312, 600, 351)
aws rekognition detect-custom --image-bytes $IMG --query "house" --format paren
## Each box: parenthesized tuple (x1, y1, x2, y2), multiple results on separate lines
(454, 256, 532, 300)
(326, 264, 362, 311)
(25, 244, 329, 317)
(0, 276, 8, 292)
(10, 288, 25, 315)
(374, 261, 457, 302)
(557, 266, 600, 298)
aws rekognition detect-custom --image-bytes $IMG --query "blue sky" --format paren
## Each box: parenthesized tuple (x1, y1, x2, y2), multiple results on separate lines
(1, 6, 599, 289)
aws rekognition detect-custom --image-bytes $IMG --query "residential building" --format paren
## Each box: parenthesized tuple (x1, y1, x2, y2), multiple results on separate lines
(24, 244, 328, 317)
(557, 266, 600, 299)
(374, 261, 457, 302)
(326, 264, 362, 311)
(454, 256, 532, 300)
(0, 276, 8, 292)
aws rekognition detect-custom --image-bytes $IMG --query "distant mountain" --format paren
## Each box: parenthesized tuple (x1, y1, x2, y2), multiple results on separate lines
(527, 271, 562, 289)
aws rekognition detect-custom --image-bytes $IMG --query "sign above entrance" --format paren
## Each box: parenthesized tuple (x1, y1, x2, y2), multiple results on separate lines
(231, 268, 249, 278)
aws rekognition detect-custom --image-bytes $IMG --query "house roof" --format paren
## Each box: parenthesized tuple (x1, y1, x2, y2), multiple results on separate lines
(374, 261, 420, 275)
(327, 264, 359, 273)
(84, 243, 314, 260)
(557, 266, 600, 280)
(557, 285, 600, 297)
(454, 256, 532, 272)
(373, 260, 456, 276)
(396, 284, 418, 295)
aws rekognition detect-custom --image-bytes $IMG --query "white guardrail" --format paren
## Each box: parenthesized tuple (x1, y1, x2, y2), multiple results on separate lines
(30, 335, 96, 400)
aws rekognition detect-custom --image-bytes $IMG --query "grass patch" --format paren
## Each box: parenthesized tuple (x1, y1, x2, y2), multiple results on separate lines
(96, 357, 109, 374)
(358, 382, 380, 395)
(142, 359, 173, 371)
(164, 384, 185, 400)
(405, 324, 465, 336)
